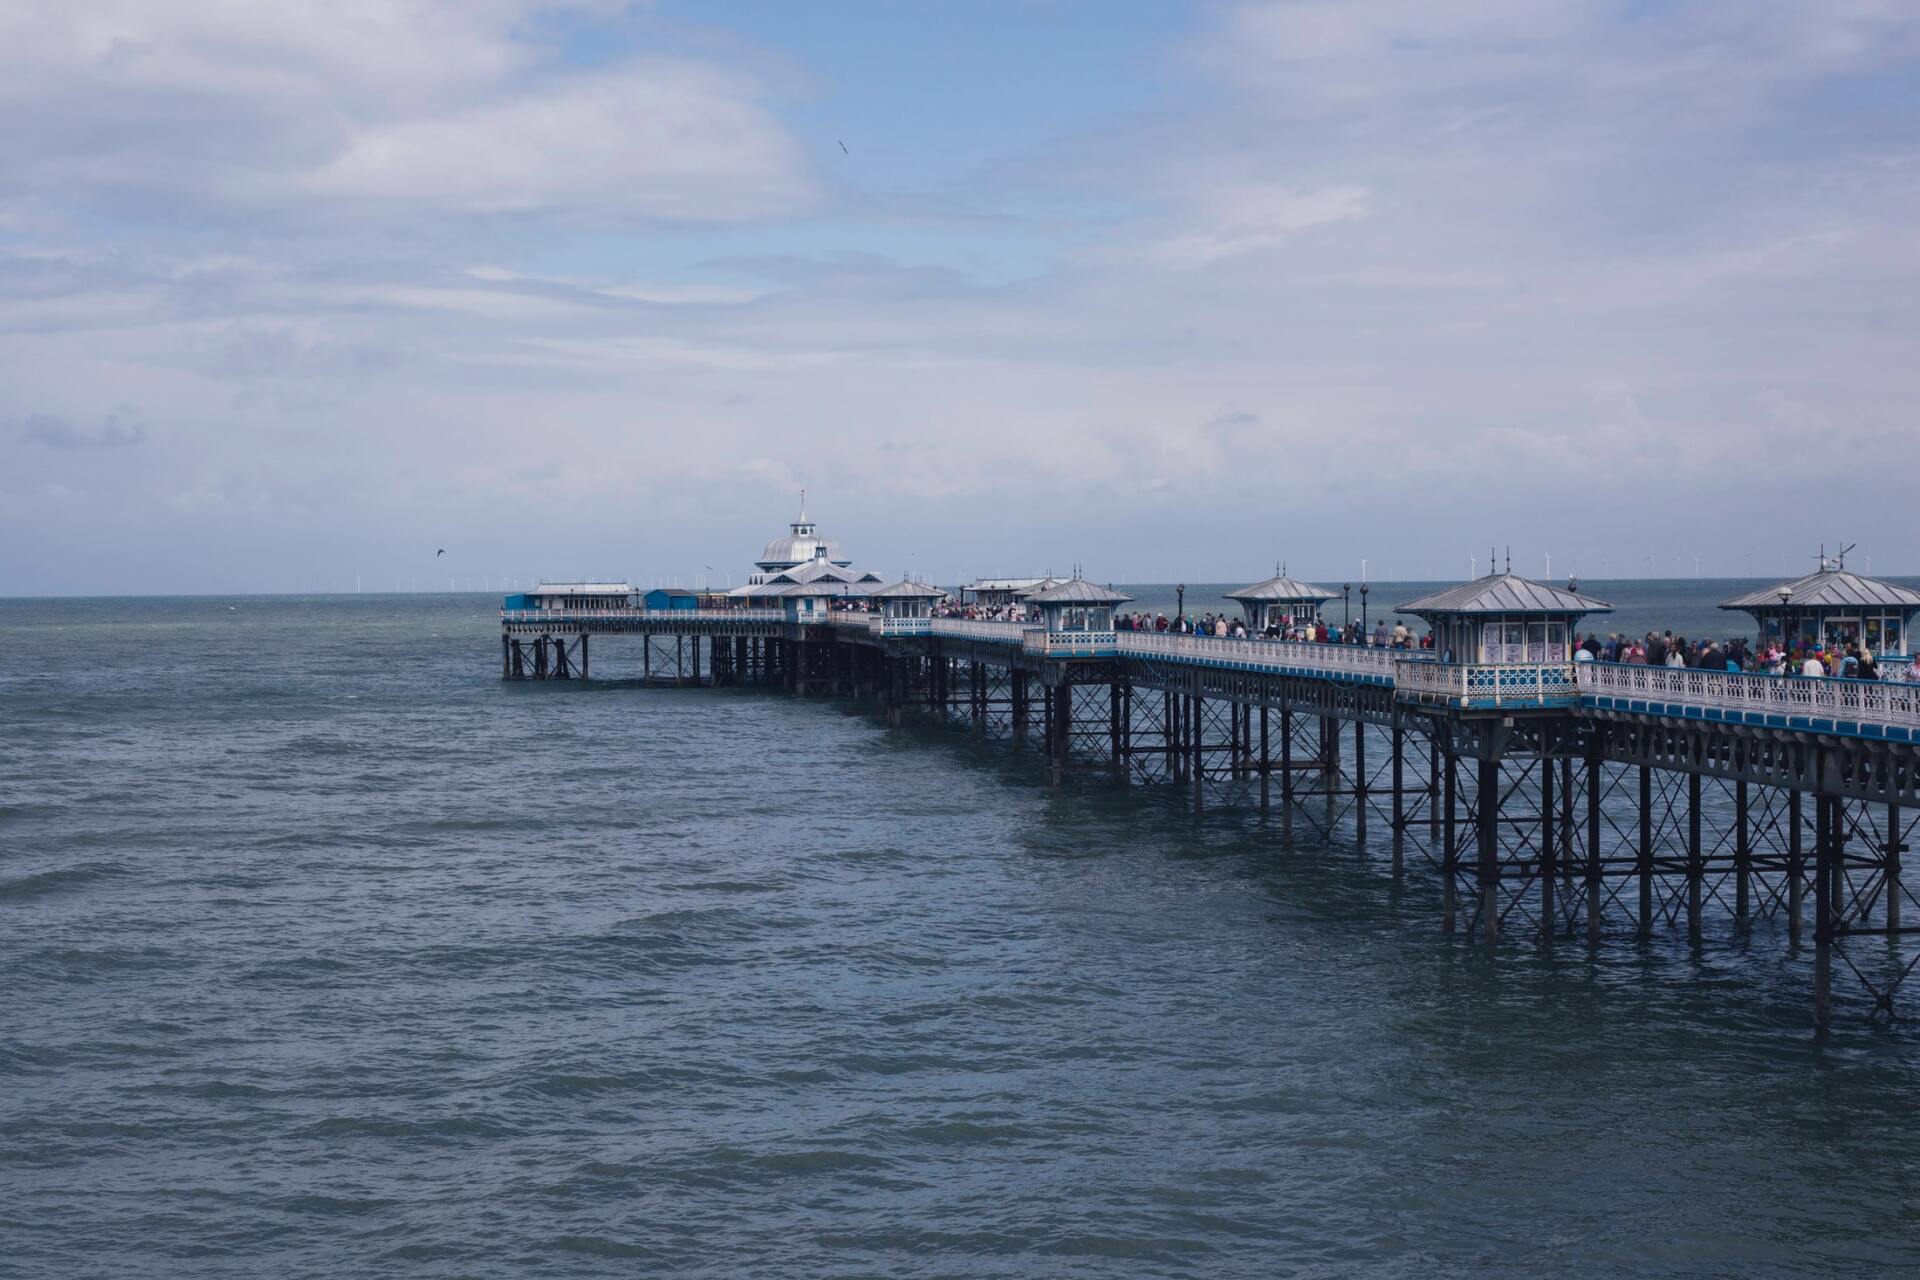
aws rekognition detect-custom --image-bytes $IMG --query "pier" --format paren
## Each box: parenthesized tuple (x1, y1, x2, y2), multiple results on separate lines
(499, 522, 1920, 1034)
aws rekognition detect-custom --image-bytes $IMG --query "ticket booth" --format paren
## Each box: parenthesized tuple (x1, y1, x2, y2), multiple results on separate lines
(868, 580, 945, 635)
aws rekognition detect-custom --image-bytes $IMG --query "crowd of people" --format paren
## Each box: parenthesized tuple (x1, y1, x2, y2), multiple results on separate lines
(1571, 632, 1918, 681)
(873, 596, 1920, 682)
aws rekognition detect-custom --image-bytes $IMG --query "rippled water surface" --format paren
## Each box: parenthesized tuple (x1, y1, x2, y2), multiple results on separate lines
(5, 592, 1920, 1278)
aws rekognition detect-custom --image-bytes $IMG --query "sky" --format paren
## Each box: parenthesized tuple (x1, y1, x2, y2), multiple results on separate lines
(2, 0, 1918, 595)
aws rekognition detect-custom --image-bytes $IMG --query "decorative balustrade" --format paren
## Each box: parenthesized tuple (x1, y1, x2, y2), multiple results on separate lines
(869, 615, 932, 637)
(1395, 660, 1579, 708)
(929, 619, 1030, 644)
(1576, 662, 1920, 739)
(1117, 632, 1420, 682)
(501, 608, 782, 623)
(1022, 629, 1117, 658)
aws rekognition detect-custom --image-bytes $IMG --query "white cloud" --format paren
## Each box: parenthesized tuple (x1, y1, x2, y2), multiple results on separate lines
(1160, 183, 1370, 263)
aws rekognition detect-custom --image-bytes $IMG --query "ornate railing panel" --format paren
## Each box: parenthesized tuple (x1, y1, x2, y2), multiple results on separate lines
(1577, 662, 1920, 740)
(1395, 660, 1579, 708)
(501, 608, 782, 624)
(1118, 632, 1420, 683)
(929, 619, 1030, 644)
(1023, 629, 1117, 658)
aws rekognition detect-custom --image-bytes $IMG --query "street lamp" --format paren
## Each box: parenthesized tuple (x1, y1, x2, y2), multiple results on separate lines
(1778, 585, 1793, 653)
(1359, 582, 1370, 633)
(1176, 582, 1185, 623)
(1342, 582, 1352, 631)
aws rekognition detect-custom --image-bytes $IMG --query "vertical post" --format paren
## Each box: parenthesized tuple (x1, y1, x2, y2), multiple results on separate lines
(1888, 803, 1903, 932)
(501, 632, 511, 679)
(1814, 792, 1835, 1035)
(579, 632, 589, 681)
(1428, 738, 1441, 837)
(1479, 755, 1500, 944)
(1687, 771, 1703, 942)
(1442, 751, 1458, 934)
(1354, 719, 1368, 841)
(1190, 687, 1204, 811)
(1259, 705, 1271, 816)
(1540, 754, 1555, 942)
(1281, 704, 1294, 805)
(1735, 777, 1752, 923)
(1110, 681, 1125, 784)
(1637, 764, 1653, 939)
(1050, 682, 1069, 786)
(1788, 786, 1805, 942)
(1011, 669, 1029, 744)
(676, 635, 686, 687)
(1390, 711, 1405, 877)
(1585, 750, 1602, 944)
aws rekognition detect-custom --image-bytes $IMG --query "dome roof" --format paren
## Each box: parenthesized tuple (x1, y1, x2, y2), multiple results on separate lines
(756, 512, 849, 570)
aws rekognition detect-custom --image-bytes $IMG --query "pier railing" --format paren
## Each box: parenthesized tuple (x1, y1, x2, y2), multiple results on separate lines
(501, 608, 782, 623)
(929, 619, 1030, 644)
(868, 615, 933, 637)
(1577, 662, 1920, 738)
(1396, 660, 1579, 708)
(1118, 632, 1417, 682)
(1023, 629, 1118, 658)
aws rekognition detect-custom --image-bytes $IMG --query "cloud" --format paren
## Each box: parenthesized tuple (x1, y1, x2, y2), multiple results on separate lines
(18, 410, 148, 450)
(0, 2, 812, 226)
(1160, 183, 1369, 262)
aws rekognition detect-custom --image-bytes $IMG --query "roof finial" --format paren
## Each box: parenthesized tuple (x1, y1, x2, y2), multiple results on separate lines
(799, 487, 806, 521)
(1505, 545, 1511, 574)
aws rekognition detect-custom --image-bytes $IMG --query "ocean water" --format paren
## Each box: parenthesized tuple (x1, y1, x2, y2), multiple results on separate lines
(5, 587, 1920, 1279)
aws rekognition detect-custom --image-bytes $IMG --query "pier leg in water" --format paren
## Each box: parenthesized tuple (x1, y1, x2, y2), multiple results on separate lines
(1735, 772, 1751, 926)
(1259, 705, 1271, 816)
(1888, 803, 1903, 933)
(1586, 749, 1602, 945)
(1789, 786, 1805, 943)
(1109, 681, 1126, 785)
(1390, 711, 1404, 877)
(1478, 756, 1500, 944)
(1815, 791, 1835, 1035)
(1637, 764, 1653, 940)
(1190, 686, 1204, 812)
(1443, 751, 1458, 934)
(1540, 755, 1555, 944)
(1354, 719, 1367, 843)
(1687, 772, 1703, 944)
(1011, 669, 1029, 745)
(579, 633, 589, 681)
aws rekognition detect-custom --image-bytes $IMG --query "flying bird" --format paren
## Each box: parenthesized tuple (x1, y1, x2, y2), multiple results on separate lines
(838, 140, 848, 154)
(436, 549, 446, 557)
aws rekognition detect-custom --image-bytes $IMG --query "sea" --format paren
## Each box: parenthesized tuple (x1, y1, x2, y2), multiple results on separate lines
(5, 579, 1920, 1279)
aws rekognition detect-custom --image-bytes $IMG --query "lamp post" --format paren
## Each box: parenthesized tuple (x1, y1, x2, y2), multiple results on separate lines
(1778, 585, 1793, 655)
(1176, 582, 1185, 624)
(1342, 583, 1352, 635)
(1359, 582, 1370, 633)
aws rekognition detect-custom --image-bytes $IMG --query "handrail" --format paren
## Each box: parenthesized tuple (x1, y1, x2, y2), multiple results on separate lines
(1118, 631, 1421, 677)
(929, 619, 1031, 643)
(1395, 660, 1579, 707)
(1576, 661, 1920, 732)
(501, 608, 782, 622)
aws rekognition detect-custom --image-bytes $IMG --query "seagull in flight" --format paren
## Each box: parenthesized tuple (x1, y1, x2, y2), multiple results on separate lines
(436, 548, 446, 557)
(838, 140, 848, 154)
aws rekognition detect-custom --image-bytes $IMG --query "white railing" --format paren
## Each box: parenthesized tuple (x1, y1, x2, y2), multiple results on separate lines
(1117, 631, 1418, 679)
(501, 608, 782, 623)
(1576, 662, 1920, 733)
(929, 619, 1030, 644)
(1395, 661, 1579, 707)
(1023, 629, 1117, 657)
(870, 615, 932, 637)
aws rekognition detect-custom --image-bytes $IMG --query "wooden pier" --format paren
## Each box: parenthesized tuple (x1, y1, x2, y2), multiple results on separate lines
(500, 584, 1920, 1034)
